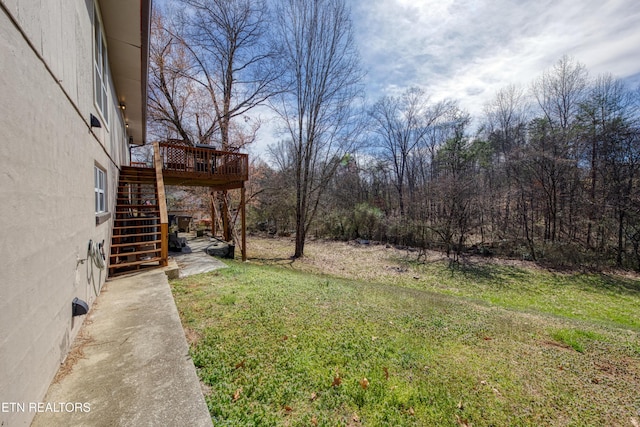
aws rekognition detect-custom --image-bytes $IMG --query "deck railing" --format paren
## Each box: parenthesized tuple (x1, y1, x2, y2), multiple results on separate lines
(157, 142, 248, 181)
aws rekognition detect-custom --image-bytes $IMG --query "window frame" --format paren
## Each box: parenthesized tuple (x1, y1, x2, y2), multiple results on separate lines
(94, 165, 107, 215)
(93, 4, 109, 126)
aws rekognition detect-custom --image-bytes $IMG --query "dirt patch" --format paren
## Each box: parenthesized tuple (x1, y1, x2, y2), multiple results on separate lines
(184, 326, 202, 346)
(247, 235, 536, 278)
(594, 356, 640, 384)
(247, 235, 640, 280)
(52, 327, 94, 384)
(200, 381, 212, 397)
(247, 236, 428, 282)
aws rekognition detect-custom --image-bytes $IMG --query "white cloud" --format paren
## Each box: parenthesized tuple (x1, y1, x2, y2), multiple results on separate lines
(246, 0, 640, 156)
(351, 0, 640, 119)
(245, 105, 281, 161)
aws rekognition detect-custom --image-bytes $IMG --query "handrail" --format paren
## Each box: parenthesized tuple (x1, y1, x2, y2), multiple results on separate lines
(153, 141, 169, 267)
(157, 142, 248, 181)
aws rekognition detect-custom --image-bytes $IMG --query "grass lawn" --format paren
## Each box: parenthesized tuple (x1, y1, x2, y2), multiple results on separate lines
(170, 237, 640, 426)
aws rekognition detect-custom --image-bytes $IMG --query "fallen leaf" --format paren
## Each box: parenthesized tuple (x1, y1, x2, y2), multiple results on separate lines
(455, 415, 471, 426)
(284, 405, 293, 413)
(360, 377, 369, 389)
(311, 416, 318, 426)
(457, 400, 464, 410)
(282, 335, 288, 341)
(232, 388, 242, 402)
(331, 376, 342, 387)
(310, 392, 318, 401)
(234, 359, 245, 369)
(352, 413, 360, 423)
(408, 407, 415, 416)
(383, 367, 389, 380)
(480, 380, 487, 386)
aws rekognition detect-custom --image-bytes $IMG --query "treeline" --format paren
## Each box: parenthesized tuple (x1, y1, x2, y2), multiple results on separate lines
(249, 56, 640, 270)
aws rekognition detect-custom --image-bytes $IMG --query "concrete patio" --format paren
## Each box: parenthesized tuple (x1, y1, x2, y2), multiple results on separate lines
(171, 233, 228, 278)
(31, 236, 227, 427)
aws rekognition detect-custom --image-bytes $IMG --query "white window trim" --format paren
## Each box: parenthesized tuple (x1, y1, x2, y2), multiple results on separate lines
(93, 3, 109, 126)
(95, 165, 107, 215)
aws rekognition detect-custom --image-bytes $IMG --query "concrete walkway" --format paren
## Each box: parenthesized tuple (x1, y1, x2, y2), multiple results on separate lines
(31, 266, 215, 427)
(171, 234, 228, 278)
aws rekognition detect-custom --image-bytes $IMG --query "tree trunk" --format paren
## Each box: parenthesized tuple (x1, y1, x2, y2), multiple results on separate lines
(294, 227, 306, 258)
(617, 210, 624, 267)
(294, 199, 306, 258)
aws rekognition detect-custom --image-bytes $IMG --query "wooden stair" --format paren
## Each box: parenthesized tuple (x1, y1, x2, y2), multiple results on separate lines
(109, 166, 164, 276)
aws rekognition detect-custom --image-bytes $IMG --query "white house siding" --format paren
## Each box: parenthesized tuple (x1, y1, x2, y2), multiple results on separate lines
(0, 1, 131, 425)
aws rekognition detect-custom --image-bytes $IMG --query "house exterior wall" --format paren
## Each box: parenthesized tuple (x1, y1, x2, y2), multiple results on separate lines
(0, 1, 132, 425)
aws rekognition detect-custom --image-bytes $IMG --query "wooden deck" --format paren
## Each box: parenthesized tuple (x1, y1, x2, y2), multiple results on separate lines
(109, 142, 249, 275)
(158, 142, 248, 189)
(109, 141, 249, 276)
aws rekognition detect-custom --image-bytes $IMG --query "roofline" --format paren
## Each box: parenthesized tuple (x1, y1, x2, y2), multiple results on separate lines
(139, 0, 151, 146)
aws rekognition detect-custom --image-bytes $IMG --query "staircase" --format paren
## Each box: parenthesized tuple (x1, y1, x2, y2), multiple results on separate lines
(109, 166, 164, 276)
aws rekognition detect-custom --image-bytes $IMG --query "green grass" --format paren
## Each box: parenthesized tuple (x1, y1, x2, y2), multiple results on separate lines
(549, 328, 604, 353)
(171, 261, 640, 426)
(399, 259, 640, 331)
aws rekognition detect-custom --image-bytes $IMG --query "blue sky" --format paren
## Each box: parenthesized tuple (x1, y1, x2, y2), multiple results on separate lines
(349, 0, 640, 116)
(240, 0, 640, 155)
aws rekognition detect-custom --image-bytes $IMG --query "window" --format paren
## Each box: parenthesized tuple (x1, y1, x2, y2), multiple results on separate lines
(94, 5, 109, 124)
(95, 165, 106, 214)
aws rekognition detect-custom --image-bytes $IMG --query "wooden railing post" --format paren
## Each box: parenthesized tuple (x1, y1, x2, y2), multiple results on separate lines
(153, 141, 169, 267)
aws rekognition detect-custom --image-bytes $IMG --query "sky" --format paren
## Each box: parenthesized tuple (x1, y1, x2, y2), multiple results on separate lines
(250, 0, 640, 156)
(349, 0, 640, 116)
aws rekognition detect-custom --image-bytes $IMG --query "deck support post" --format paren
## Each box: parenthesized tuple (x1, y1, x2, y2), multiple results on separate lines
(222, 191, 230, 241)
(241, 185, 246, 261)
(210, 189, 216, 237)
(153, 142, 169, 267)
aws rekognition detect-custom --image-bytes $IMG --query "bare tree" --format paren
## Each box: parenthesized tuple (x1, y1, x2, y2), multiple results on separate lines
(271, 0, 365, 258)
(481, 84, 530, 241)
(149, 1, 280, 242)
(178, 0, 280, 149)
(484, 84, 529, 158)
(430, 109, 479, 259)
(529, 55, 588, 242)
(249, 152, 296, 237)
(578, 75, 640, 264)
(369, 87, 455, 221)
(182, 0, 282, 241)
(148, 8, 202, 143)
(370, 88, 452, 217)
(532, 55, 588, 131)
